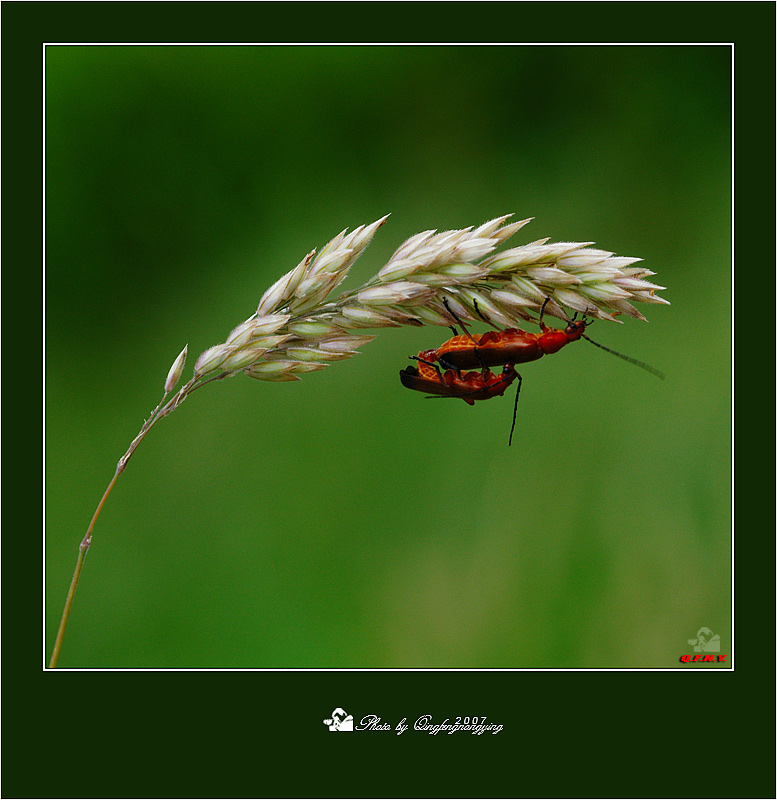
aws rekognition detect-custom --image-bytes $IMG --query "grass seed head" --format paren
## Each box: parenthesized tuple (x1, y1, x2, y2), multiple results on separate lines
(182, 213, 668, 391)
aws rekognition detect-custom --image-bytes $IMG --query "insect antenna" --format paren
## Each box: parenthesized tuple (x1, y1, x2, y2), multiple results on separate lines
(581, 334, 665, 380)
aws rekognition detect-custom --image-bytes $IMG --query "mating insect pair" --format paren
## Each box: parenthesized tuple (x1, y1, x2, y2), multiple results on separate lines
(399, 298, 663, 445)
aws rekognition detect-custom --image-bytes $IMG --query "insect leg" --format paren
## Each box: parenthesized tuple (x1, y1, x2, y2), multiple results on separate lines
(538, 296, 551, 331)
(442, 296, 488, 368)
(508, 373, 523, 447)
(442, 296, 479, 345)
(409, 354, 445, 382)
(471, 298, 501, 331)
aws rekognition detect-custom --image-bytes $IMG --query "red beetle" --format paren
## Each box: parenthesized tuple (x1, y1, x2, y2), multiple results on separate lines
(399, 359, 519, 405)
(422, 318, 587, 372)
(424, 297, 664, 378)
(399, 357, 523, 445)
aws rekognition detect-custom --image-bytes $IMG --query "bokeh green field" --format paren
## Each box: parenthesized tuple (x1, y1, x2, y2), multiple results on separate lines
(45, 45, 731, 668)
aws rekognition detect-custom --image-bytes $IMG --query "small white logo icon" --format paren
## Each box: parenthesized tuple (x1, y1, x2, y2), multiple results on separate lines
(688, 627, 721, 652)
(323, 707, 353, 731)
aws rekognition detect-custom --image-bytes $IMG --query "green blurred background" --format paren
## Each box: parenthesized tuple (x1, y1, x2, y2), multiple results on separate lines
(45, 45, 731, 668)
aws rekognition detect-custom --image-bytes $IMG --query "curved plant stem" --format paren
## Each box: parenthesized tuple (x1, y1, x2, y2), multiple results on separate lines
(48, 469, 121, 668)
(48, 386, 183, 668)
(48, 375, 230, 667)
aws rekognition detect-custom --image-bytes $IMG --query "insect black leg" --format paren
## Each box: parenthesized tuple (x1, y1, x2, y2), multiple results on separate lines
(538, 297, 550, 330)
(508, 374, 523, 447)
(472, 298, 499, 330)
(410, 354, 445, 382)
(442, 296, 479, 345)
(441, 296, 491, 369)
(438, 355, 458, 371)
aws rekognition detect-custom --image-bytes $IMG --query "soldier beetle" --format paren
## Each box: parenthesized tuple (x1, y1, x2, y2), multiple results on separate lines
(429, 297, 664, 378)
(399, 359, 519, 405)
(399, 358, 523, 445)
